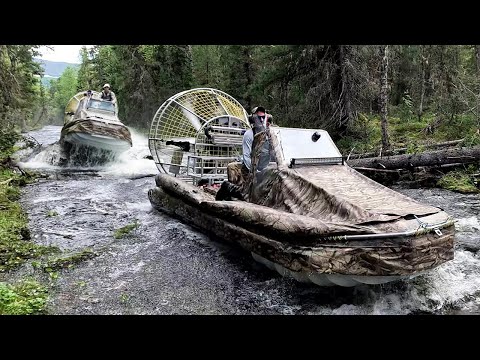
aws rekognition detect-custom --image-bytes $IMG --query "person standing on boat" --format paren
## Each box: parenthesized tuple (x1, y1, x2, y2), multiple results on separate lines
(100, 84, 116, 104)
(219, 106, 273, 201)
(226, 106, 268, 186)
(241, 106, 272, 173)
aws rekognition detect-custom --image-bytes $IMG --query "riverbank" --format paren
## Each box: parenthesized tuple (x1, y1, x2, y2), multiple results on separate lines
(0, 151, 57, 314)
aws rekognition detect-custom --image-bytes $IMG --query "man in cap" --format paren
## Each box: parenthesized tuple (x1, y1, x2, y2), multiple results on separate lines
(100, 83, 116, 103)
(241, 106, 273, 172)
(248, 106, 273, 135)
(217, 106, 273, 201)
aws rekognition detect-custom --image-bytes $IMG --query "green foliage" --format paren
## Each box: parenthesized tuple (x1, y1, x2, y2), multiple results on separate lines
(0, 128, 20, 156)
(336, 114, 382, 154)
(0, 45, 42, 126)
(398, 92, 414, 120)
(434, 114, 478, 142)
(463, 132, 480, 147)
(390, 117, 428, 143)
(49, 66, 78, 120)
(113, 220, 140, 239)
(405, 143, 426, 154)
(437, 169, 479, 193)
(191, 46, 223, 88)
(0, 279, 48, 315)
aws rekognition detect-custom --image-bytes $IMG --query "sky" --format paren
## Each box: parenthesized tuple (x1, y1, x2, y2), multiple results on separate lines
(38, 45, 94, 64)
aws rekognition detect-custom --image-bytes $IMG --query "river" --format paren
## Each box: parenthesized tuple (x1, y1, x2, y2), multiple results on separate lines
(13, 125, 480, 314)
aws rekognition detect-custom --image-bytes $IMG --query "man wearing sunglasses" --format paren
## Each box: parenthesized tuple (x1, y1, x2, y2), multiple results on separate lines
(216, 106, 273, 201)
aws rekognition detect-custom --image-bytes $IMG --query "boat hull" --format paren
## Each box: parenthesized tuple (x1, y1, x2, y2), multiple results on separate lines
(63, 132, 131, 153)
(148, 177, 455, 287)
(61, 118, 132, 154)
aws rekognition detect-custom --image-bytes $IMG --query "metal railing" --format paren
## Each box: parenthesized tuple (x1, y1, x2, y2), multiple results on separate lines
(187, 155, 237, 185)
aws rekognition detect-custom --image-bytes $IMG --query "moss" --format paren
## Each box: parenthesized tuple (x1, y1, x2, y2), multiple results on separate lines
(0, 279, 48, 315)
(113, 220, 140, 239)
(462, 131, 480, 147)
(0, 167, 58, 272)
(42, 249, 97, 272)
(437, 170, 480, 194)
(46, 210, 58, 217)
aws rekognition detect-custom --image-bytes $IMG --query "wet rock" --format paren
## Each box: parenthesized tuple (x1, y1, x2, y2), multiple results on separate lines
(20, 227, 31, 240)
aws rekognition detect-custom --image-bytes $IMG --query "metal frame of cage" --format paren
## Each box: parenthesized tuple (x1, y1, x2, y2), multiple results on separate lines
(148, 88, 250, 182)
(187, 115, 249, 185)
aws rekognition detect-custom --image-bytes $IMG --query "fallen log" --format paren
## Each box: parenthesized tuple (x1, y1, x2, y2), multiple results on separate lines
(352, 167, 401, 173)
(347, 139, 465, 160)
(348, 146, 480, 170)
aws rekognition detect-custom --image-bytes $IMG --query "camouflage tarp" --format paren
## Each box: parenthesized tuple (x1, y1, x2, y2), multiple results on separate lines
(149, 179, 454, 276)
(148, 126, 455, 276)
(61, 119, 132, 146)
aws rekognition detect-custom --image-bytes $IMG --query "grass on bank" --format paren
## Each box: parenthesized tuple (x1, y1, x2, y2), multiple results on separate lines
(437, 168, 480, 194)
(0, 279, 48, 315)
(0, 168, 58, 272)
(1, 132, 59, 315)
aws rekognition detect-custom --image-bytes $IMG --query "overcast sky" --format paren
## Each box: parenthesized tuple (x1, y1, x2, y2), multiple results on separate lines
(38, 45, 94, 63)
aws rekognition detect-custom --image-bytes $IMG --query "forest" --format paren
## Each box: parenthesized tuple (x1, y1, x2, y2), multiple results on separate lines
(3, 45, 480, 156)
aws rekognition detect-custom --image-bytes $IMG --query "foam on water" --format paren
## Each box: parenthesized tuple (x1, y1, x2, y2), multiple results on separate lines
(18, 126, 158, 179)
(455, 217, 480, 233)
(321, 249, 480, 314)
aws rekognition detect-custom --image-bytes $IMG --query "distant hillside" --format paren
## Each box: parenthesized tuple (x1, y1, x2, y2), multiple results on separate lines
(34, 58, 80, 77)
(40, 75, 57, 87)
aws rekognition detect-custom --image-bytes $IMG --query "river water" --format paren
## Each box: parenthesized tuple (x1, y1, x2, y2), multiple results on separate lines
(13, 125, 480, 314)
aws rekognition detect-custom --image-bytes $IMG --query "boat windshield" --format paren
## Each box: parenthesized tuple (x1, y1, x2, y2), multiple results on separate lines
(87, 99, 116, 113)
(273, 128, 342, 161)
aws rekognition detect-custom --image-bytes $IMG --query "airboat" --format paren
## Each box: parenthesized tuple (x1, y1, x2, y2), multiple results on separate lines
(147, 88, 455, 287)
(60, 91, 132, 161)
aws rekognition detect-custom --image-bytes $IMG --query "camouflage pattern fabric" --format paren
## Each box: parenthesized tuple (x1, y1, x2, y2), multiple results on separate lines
(61, 119, 132, 146)
(149, 180, 454, 276)
(227, 161, 250, 186)
(148, 125, 455, 277)
(247, 128, 442, 224)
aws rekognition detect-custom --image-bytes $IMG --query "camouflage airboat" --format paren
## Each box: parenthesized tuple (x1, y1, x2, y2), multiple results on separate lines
(147, 88, 455, 287)
(60, 91, 132, 157)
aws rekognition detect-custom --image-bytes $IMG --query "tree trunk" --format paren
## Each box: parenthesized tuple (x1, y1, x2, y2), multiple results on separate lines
(347, 146, 480, 170)
(346, 139, 465, 159)
(418, 46, 427, 120)
(475, 45, 480, 73)
(476, 45, 480, 128)
(21, 117, 27, 133)
(243, 46, 253, 111)
(379, 45, 390, 150)
(339, 45, 354, 133)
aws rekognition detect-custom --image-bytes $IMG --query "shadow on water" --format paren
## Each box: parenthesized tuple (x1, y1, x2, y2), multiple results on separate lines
(12, 125, 480, 314)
